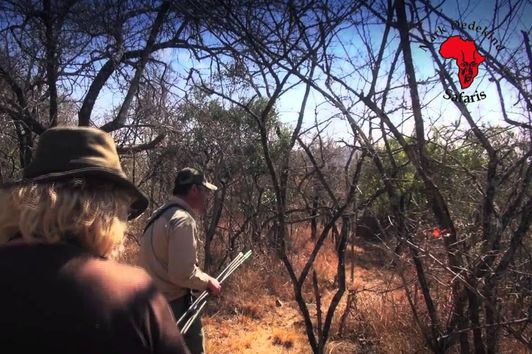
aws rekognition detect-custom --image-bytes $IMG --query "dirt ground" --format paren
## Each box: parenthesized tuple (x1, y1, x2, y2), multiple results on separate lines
(204, 297, 311, 354)
(201, 243, 409, 354)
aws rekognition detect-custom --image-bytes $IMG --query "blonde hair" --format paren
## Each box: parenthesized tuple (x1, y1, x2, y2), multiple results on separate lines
(0, 178, 131, 257)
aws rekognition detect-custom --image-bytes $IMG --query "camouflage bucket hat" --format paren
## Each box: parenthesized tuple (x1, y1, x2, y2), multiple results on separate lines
(174, 167, 218, 191)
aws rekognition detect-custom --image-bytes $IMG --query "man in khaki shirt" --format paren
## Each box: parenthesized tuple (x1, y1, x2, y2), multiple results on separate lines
(139, 168, 221, 354)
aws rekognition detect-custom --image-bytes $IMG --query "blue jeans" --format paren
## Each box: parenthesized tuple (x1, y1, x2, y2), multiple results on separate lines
(169, 295, 205, 354)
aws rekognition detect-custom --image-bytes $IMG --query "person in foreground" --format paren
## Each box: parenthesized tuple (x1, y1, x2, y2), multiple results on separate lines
(140, 167, 221, 354)
(0, 127, 190, 354)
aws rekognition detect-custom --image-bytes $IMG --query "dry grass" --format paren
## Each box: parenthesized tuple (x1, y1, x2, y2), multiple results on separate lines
(340, 292, 427, 353)
(204, 308, 310, 353)
(324, 340, 358, 354)
(121, 224, 529, 353)
(271, 328, 298, 349)
(202, 228, 434, 354)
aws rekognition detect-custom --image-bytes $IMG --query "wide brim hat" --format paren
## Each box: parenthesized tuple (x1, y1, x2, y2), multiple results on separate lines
(1, 126, 149, 220)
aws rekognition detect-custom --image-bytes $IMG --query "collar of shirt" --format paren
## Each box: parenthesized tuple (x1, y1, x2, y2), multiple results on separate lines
(168, 195, 197, 218)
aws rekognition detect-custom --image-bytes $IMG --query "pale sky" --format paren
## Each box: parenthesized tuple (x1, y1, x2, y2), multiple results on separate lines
(87, 0, 531, 143)
(275, 0, 530, 142)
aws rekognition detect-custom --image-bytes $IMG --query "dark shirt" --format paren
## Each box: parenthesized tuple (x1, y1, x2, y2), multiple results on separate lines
(0, 241, 190, 354)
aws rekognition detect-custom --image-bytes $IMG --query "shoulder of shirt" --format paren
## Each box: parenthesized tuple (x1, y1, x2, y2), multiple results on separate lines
(168, 208, 195, 228)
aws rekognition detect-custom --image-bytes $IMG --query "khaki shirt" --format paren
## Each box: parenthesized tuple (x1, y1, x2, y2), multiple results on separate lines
(139, 196, 210, 301)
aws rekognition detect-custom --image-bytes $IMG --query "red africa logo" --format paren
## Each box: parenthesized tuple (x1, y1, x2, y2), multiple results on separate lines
(439, 36, 485, 89)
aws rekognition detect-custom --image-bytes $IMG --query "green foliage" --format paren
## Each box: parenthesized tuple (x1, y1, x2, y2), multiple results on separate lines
(356, 125, 522, 218)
